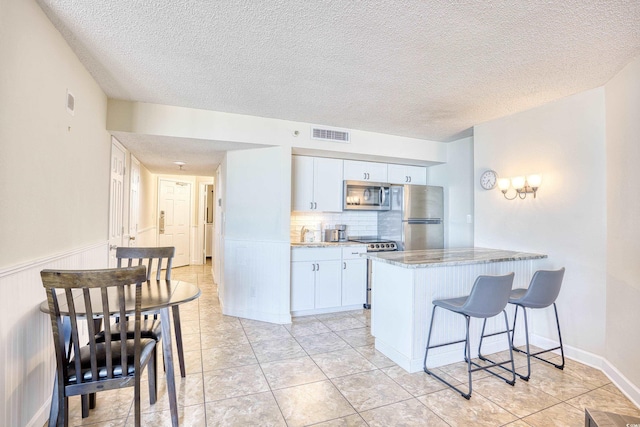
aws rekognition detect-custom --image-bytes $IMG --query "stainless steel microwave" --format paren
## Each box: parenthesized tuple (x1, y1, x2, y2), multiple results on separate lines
(343, 181, 391, 211)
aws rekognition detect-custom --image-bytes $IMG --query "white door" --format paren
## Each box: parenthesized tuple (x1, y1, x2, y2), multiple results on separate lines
(108, 139, 126, 267)
(128, 155, 141, 247)
(158, 179, 191, 267)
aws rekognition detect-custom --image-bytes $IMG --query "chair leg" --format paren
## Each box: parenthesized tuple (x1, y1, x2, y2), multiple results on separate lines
(512, 303, 564, 379)
(48, 380, 59, 427)
(149, 346, 157, 405)
(134, 369, 141, 427)
(55, 396, 68, 427)
(474, 312, 517, 386)
(172, 305, 186, 377)
(81, 394, 89, 418)
(502, 310, 517, 385)
(423, 308, 472, 399)
(553, 303, 565, 369)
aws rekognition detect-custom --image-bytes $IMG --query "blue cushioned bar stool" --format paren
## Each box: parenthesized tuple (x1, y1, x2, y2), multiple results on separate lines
(423, 273, 516, 399)
(491, 268, 566, 381)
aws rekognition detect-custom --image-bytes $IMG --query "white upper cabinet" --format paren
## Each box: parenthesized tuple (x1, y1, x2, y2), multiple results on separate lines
(343, 160, 388, 182)
(387, 164, 427, 185)
(292, 156, 343, 212)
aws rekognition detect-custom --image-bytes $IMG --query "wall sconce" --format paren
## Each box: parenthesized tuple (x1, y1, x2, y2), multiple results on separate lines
(498, 174, 542, 200)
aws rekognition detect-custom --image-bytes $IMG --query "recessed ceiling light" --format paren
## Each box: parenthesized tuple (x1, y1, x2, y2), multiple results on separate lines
(173, 161, 186, 166)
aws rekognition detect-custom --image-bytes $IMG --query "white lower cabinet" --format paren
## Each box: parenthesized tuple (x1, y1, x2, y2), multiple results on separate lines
(341, 246, 367, 306)
(314, 260, 342, 309)
(290, 261, 316, 311)
(291, 245, 367, 314)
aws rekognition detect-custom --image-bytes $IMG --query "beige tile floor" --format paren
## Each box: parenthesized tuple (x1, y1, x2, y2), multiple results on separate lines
(61, 262, 640, 426)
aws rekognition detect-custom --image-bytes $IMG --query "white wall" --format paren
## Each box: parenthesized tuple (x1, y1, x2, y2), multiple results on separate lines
(604, 55, 640, 389)
(0, 1, 111, 425)
(474, 88, 607, 358)
(427, 136, 474, 248)
(0, 0, 111, 268)
(222, 146, 293, 323)
(106, 100, 447, 166)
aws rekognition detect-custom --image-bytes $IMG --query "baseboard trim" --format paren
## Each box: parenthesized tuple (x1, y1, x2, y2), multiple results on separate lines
(222, 306, 292, 325)
(26, 398, 50, 427)
(532, 334, 640, 408)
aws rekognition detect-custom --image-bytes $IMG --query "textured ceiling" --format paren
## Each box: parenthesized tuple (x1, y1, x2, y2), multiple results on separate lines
(37, 1, 640, 173)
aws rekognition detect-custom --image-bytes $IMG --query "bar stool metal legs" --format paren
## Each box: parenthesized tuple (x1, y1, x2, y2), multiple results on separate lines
(506, 268, 566, 381)
(423, 273, 517, 399)
(510, 301, 565, 381)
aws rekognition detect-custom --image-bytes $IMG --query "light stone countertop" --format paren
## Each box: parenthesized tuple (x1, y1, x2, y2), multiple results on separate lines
(290, 241, 367, 249)
(363, 247, 547, 268)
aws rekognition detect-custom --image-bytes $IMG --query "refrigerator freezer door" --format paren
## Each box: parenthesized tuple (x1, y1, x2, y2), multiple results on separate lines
(402, 221, 444, 250)
(403, 185, 444, 220)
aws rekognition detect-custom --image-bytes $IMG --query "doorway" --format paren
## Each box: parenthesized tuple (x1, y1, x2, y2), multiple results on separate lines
(204, 183, 215, 263)
(158, 179, 191, 267)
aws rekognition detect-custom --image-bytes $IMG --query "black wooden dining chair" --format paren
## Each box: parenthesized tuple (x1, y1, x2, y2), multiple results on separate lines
(96, 246, 186, 397)
(41, 266, 156, 427)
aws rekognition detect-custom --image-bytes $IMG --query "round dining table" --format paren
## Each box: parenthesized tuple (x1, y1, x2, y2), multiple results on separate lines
(40, 279, 201, 427)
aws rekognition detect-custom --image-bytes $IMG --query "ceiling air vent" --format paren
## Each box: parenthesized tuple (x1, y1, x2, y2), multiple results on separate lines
(311, 126, 350, 143)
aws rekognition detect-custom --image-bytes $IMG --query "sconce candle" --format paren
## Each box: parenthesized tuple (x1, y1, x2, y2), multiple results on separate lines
(527, 174, 542, 188)
(511, 176, 526, 191)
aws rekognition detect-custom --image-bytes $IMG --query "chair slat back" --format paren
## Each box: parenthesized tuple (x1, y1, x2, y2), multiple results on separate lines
(116, 247, 175, 280)
(41, 266, 147, 388)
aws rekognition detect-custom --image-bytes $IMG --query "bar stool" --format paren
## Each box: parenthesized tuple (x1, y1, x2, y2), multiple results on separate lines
(502, 268, 565, 381)
(423, 273, 516, 399)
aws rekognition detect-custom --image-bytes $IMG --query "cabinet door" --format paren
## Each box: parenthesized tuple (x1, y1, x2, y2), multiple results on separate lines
(291, 261, 315, 311)
(314, 260, 342, 309)
(387, 164, 409, 184)
(313, 158, 343, 212)
(344, 160, 387, 182)
(388, 164, 427, 185)
(292, 156, 314, 211)
(342, 258, 367, 306)
(405, 165, 427, 185)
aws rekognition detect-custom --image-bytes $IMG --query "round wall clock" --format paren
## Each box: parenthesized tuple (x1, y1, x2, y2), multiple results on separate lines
(480, 170, 498, 190)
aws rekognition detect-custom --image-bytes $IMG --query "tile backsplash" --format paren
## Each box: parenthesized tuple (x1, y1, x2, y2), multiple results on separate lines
(290, 211, 378, 242)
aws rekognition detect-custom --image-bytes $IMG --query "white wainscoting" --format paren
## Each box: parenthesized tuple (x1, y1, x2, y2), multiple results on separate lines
(222, 239, 291, 324)
(0, 242, 108, 427)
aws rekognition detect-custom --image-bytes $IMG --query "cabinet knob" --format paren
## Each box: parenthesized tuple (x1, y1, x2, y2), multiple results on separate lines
(343, 262, 347, 269)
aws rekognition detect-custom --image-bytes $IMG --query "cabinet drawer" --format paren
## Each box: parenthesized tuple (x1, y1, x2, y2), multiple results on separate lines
(342, 246, 367, 260)
(291, 247, 342, 262)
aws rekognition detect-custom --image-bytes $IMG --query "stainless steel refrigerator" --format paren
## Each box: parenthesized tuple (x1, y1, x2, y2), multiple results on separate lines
(378, 185, 444, 250)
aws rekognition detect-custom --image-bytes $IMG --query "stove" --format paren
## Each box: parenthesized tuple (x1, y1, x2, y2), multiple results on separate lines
(348, 236, 398, 310)
(348, 236, 398, 252)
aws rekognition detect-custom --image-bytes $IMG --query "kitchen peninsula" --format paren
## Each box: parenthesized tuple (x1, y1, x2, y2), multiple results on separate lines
(365, 247, 547, 373)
